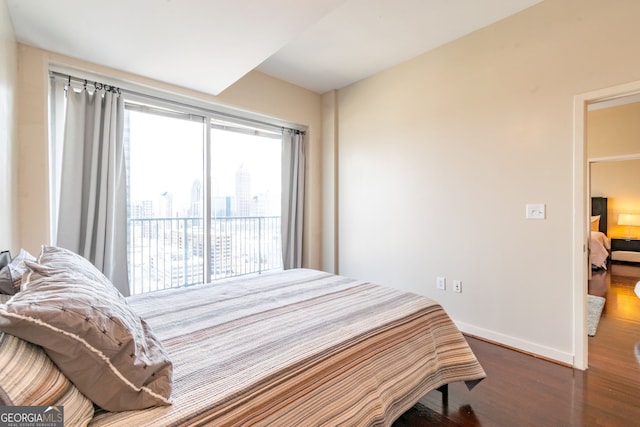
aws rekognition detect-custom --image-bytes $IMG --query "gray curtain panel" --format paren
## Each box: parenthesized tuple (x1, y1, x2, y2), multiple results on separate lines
(57, 87, 130, 296)
(281, 131, 305, 269)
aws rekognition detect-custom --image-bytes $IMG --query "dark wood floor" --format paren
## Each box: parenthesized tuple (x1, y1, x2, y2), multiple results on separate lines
(395, 262, 640, 426)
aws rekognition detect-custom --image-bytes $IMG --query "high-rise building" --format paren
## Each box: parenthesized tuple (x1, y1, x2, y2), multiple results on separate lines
(235, 165, 251, 217)
(159, 192, 173, 218)
(190, 179, 202, 217)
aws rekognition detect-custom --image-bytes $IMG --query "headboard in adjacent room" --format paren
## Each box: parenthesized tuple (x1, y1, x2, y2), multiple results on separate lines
(591, 197, 608, 235)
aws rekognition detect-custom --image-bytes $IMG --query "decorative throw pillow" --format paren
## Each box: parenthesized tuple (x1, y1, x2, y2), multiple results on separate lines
(0, 245, 173, 411)
(0, 331, 94, 426)
(0, 249, 36, 295)
(591, 215, 601, 232)
(24, 245, 113, 290)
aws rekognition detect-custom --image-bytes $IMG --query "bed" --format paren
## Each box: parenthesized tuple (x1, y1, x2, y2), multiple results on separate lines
(0, 245, 485, 426)
(590, 197, 611, 269)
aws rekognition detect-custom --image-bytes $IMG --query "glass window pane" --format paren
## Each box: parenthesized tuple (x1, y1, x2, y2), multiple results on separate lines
(210, 128, 282, 280)
(126, 109, 204, 294)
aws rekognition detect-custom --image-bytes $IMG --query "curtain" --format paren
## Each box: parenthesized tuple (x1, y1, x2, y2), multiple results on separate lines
(281, 130, 305, 269)
(57, 86, 130, 296)
(282, 130, 305, 270)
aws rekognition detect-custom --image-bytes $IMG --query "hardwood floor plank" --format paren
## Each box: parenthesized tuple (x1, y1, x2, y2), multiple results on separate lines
(394, 264, 640, 426)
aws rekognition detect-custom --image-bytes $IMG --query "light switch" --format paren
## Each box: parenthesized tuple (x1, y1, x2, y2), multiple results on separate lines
(526, 203, 545, 220)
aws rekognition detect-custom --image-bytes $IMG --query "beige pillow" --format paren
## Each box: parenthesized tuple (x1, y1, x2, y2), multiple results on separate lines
(0, 332, 94, 426)
(591, 215, 601, 232)
(0, 245, 173, 411)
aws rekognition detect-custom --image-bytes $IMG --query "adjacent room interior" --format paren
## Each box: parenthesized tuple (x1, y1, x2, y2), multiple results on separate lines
(587, 97, 640, 361)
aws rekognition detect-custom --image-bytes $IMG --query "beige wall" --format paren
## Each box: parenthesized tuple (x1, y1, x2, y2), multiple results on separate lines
(329, 0, 640, 364)
(589, 101, 640, 238)
(0, 0, 18, 254)
(16, 45, 324, 268)
(588, 101, 640, 158)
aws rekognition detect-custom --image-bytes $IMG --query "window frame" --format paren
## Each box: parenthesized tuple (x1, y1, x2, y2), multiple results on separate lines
(124, 99, 282, 292)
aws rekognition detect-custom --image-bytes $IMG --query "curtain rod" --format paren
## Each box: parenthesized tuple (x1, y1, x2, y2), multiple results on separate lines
(50, 71, 306, 135)
(60, 73, 121, 94)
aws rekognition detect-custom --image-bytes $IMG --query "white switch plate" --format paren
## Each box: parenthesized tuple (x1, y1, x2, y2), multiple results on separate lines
(526, 203, 545, 220)
(436, 276, 446, 290)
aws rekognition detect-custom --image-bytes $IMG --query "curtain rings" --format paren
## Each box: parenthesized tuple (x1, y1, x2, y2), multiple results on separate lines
(61, 74, 121, 95)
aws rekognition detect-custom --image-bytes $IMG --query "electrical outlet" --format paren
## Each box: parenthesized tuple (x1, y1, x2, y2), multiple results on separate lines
(525, 203, 545, 219)
(436, 276, 446, 290)
(453, 280, 462, 293)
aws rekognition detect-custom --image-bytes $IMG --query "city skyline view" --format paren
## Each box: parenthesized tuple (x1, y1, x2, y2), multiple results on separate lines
(127, 109, 282, 219)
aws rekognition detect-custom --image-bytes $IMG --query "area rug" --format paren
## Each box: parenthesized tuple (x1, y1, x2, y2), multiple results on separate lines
(588, 294, 606, 336)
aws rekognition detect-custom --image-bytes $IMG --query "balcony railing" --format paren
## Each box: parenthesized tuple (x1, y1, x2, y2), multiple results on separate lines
(128, 216, 282, 295)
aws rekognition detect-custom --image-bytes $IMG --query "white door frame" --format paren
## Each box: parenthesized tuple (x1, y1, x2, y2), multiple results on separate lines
(573, 80, 640, 369)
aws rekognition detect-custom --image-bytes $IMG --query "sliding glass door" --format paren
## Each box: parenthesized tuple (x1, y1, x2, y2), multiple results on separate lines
(125, 106, 282, 294)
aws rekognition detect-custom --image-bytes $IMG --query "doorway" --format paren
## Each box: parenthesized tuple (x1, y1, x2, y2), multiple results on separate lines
(573, 81, 640, 369)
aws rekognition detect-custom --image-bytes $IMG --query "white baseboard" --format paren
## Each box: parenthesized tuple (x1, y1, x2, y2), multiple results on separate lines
(455, 320, 575, 366)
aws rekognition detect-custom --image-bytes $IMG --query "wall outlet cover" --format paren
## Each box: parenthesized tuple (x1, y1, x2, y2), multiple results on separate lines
(453, 280, 462, 293)
(526, 203, 545, 220)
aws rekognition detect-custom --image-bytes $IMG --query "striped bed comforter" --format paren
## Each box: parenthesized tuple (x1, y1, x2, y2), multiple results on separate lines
(90, 268, 485, 426)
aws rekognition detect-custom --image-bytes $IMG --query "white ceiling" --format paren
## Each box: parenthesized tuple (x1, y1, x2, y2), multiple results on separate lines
(7, 0, 542, 95)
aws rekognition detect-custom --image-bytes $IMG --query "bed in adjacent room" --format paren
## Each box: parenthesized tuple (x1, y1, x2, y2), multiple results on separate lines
(0, 246, 485, 426)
